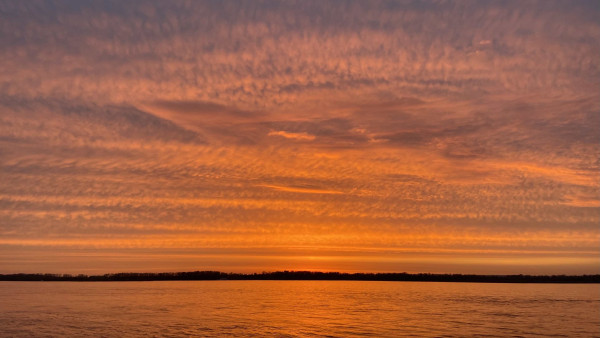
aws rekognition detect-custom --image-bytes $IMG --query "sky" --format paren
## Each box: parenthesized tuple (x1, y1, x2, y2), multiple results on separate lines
(1, 0, 599, 275)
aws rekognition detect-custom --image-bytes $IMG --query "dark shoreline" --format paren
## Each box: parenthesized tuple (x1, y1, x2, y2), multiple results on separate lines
(1, 271, 599, 283)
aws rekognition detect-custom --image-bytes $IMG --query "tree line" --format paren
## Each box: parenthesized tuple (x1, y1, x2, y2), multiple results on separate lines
(1, 271, 599, 283)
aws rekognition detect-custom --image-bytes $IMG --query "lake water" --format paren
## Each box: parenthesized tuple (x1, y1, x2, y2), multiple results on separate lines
(1, 281, 598, 337)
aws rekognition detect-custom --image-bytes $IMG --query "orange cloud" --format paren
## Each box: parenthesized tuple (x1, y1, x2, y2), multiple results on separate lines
(0, 1, 598, 274)
(267, 130, 316, 141)
(258, 184, 342, 195)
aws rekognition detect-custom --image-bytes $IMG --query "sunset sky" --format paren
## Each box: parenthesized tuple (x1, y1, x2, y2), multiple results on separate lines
(1, 0, 598, 275)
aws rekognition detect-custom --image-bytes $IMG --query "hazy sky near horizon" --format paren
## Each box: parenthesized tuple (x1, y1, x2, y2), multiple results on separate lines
(1, 0, 599, 274)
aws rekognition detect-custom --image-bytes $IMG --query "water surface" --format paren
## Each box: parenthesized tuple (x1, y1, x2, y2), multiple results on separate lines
(1, 281, 598, 337)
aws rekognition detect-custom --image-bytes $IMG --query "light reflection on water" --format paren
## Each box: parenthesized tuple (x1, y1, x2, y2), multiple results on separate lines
(1, 281, 598, 337)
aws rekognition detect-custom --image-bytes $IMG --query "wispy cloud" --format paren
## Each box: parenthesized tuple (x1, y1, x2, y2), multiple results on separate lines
(267, 131, 316, 141)
(258, 184, 341, 195)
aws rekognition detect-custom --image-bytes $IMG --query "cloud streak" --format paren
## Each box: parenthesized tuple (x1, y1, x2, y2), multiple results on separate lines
(267, 131, 316, 141)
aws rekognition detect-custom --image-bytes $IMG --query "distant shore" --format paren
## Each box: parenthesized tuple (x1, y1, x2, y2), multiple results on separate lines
(1, 271, 599, 283)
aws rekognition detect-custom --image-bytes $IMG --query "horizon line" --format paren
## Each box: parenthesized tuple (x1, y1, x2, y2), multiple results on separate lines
(2, 270, 599, 284)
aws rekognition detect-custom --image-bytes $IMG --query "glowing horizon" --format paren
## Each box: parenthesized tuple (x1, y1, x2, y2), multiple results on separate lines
(1, 1, 599, 274)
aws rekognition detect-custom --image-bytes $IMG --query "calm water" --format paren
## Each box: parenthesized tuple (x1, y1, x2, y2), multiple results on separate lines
(1, 281, 598, 337)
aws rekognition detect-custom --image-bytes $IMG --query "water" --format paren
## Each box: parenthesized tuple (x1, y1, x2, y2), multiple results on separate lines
(1, 281, 598, 337)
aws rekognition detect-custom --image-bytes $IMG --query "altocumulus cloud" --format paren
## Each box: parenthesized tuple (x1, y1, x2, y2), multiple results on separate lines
(0, 0, 598, 274)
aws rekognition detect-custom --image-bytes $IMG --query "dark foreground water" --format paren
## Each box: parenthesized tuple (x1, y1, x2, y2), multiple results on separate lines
(1, 281, 598, 337)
